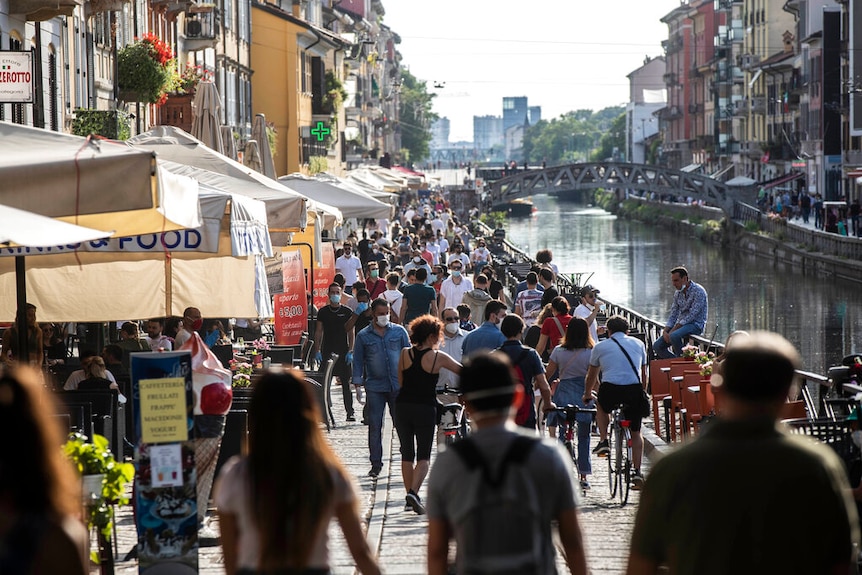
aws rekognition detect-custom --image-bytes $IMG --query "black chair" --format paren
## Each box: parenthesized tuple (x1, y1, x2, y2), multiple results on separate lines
(56, 390, 124, 459)
(268, 346, 296, 366)
(304, 353, 338, 431)
(211, 344, 234, 369)
(54, 395, 94, 439)
(215, 409, 248, 479)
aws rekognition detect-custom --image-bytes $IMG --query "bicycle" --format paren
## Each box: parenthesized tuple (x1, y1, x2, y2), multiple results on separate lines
(437, 386, 468, 447)
(549, 404, 597, 495)
(607, 403, 633, 506)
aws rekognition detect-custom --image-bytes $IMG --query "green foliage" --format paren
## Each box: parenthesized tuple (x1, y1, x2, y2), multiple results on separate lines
(744, 220, 760, 233)
(64, 433, 135, 542)
(479, 211, 507, 228)
(523, 106, 625, 165)
(399, 69, 437, 162)
(117, 40, 175, 104)
(71, 109, 131, 141)
(591, 111, 627, 162)
(322, 70, 348, 115)
(308, 155, 328, 174)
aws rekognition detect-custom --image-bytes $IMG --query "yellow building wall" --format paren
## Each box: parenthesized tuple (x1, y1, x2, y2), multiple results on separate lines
(251, 8, 302, 176)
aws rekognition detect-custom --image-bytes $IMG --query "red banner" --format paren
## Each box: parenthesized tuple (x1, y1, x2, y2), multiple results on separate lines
(276, 249, 308, 345)
(311, 242, 336, 310)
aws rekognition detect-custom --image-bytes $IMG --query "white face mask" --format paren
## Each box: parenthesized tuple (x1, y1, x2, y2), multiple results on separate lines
(376, 314, 390, 327)
(445, 322, 460, 335)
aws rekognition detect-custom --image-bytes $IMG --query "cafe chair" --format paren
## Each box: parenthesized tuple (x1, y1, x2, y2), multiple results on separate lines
(211, 344, 235, 369)
(56, 390, 124, 459)
(304, 353, 338, 431)
(268, 346, 295, 366)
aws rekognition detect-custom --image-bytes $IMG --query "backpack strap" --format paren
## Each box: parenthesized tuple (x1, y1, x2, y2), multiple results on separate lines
(450, 436, 537, 488)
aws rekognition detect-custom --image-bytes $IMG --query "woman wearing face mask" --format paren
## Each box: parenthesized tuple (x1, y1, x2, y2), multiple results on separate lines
(395, 315, 461, 514)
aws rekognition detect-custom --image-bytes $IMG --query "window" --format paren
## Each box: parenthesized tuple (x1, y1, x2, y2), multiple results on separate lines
(224, 0, 233, 32)
(49, 48, 58, 131)
(237, 0, 249, 42)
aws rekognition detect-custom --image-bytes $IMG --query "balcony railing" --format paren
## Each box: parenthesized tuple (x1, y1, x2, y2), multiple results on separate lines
(183, 8, 218, 50)
(9, 0, 81, 20)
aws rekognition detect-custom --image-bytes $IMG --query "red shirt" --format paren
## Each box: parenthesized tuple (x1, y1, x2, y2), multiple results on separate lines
(540, 313, 572, 350)
(365, 278, 387, 299)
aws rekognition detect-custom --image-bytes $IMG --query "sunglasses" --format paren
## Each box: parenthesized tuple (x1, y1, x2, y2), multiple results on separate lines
(444, 317, 459, 322)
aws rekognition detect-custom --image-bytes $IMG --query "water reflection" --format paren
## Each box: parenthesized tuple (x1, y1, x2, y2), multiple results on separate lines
(503, 194, 862, 375)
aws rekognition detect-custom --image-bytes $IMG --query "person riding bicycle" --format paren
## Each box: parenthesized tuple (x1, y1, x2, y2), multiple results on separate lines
(582, 315, 648, 489)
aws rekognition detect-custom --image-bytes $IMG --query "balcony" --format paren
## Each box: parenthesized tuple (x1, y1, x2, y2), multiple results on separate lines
(742, 140, 765, 159)
(733, 99, 749, 116)
(88, 0, 130, 15)
(740, 54, 761, 71)
(662, 36, 683, 55)
(844, 150, 862, 165)
(666, 105, 683, 119)
(151, 0, 193, 13)
(182, 8, 218, 51)
(751, 96, 766, 114)
(9, 0, 81, 20)
(663, 72, 679, 86)
(789, 71, 808, 94)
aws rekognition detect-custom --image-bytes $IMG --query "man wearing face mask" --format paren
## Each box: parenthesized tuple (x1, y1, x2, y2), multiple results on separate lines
(404, 249, 433, 282)
(353, 298, 411, 478)
(461, 299, 507, 357)
(335, 243, 364, 293)
(314, 283, 357, 422)
(439, 260, 473, 311)
(436, 307, 466, 449)
(175, 307, 203, 348)
(365, 262, 387, 299)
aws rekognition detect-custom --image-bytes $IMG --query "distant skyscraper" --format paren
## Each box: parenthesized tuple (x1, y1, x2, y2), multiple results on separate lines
(431, 117, 450, 149)
(528, 106, 542, 124)
(473, 115, 503, 151)
(502, 97, 529, 132)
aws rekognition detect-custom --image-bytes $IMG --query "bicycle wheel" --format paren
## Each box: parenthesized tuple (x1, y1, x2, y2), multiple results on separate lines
(619, 427, 632, 506)
(607, 423, 618, 498)
(564, 439, 576, 465)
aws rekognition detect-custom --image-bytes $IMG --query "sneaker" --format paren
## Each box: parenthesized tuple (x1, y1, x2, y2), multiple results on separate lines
(592, 439, 610, 457)
(590, 423, 600, 437)
(368, 465, 382, 478)
(580, 479, 591, 491)
(406, 491, 426, 515)
(631, 471, 645, 491)
(346, 414, 356, 422)
(404, 499, 412, 512)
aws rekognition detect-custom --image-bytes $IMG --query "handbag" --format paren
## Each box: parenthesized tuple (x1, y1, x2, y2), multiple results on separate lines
(609, 337, 651, 417)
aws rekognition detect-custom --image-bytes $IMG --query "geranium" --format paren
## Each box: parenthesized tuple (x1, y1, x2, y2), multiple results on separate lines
(252, 338, 271, 352)
(178, 65, 211, 93)
(681, 344, 700, 358)
(117, 34, 180, 105)
(694, 350, 715, 366)
(700, 361, 713, 377)
(230, 360, 254, 389)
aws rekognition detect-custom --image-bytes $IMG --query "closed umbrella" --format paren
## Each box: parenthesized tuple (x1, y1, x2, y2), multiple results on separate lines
(190, 81, 224, 154)
(221, 126, 238, 161)
(250, 113, 277, 179)
(243, 140, 263, 174)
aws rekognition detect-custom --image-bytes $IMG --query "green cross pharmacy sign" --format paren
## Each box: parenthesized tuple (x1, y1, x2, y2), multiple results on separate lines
(311, 121, 331, 142)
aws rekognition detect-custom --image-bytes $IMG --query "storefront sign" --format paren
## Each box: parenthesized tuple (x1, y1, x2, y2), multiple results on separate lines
(311, 242, 336, 310)
(139, 377, 189, 444)
(276, 249, 307, 345)
(0, 52, 33, 103)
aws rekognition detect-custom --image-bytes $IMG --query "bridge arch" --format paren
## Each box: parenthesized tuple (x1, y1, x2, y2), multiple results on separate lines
(488, 162, 756, 215)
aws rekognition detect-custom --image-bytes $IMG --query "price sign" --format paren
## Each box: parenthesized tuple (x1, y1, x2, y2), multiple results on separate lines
(277, 249, 308, 345)
(311, 242, 336, 310)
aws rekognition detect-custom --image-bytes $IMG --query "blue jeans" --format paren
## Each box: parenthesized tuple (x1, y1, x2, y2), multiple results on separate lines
(653, 324, 702, 359)
(366, 389, 398, 467)
(548, 377, 592, 476)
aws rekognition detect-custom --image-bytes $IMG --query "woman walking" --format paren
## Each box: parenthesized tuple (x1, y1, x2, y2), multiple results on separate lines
(545, 317, 596, 490)
(396, 315, 461, 515)
(215, 369, 380, 575)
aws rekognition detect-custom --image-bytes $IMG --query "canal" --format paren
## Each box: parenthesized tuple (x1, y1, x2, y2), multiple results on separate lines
(502, 193, 862, 376)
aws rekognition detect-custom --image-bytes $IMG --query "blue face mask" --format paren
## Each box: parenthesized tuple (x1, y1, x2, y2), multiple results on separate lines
(429, 274, 437, 283)
(329, 294, 341, 304)
(356, 302, 369, 314)
(451, 270, 461, 278)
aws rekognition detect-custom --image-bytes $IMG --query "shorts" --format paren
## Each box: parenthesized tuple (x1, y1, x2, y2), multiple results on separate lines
(596, 383, 645, 432)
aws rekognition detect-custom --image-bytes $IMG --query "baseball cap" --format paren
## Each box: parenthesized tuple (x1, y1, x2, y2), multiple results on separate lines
(580, 285, 600, 298)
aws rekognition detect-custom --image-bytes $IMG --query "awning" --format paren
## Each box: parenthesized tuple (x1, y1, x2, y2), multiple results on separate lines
(709, 164, 734, 180)
(846, 168, 862, 178)
(679, 163, 702, 173)
(760, 171, 805, 190)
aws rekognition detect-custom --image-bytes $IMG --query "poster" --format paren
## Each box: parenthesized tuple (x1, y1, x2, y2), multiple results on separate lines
(311, 242, 336, 310)
(276, 249, 307, 345)
(130, 351, 197, 573)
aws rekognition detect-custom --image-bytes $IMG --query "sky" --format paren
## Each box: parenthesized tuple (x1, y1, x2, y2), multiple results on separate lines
(380, 0, 683, 142)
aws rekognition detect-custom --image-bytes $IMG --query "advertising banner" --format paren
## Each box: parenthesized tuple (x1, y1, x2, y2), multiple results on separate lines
(276, 248, 308, 345)
(0, 52, 33, 103)
(311, 242, 336, 310)
(130, 351, 197, 574)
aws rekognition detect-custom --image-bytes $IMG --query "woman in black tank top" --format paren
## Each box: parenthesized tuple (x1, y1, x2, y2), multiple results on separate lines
(395, 314, 462, 515)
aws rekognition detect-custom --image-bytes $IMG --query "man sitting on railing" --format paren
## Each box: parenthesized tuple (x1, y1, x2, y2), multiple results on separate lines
(652, 266, 708, 359)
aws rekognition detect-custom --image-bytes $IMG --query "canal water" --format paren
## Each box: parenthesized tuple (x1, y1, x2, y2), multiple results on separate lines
(502, 194, 862, 376)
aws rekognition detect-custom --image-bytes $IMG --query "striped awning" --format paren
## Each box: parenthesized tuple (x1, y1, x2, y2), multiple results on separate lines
(761, 171, 805, 189)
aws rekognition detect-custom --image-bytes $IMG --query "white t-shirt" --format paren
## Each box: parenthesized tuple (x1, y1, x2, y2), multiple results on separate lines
(440, 276, 473, 308)
(335, 254, 363, 283)
(574, 303, 599, 344)
(382, 288, 404, 317)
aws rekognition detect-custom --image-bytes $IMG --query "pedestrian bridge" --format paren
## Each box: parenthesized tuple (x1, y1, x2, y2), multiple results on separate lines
(488, 162, 756, 215)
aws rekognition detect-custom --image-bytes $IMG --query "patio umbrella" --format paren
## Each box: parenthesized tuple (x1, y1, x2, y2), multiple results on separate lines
(221, 126, 238, 161)
(0, 204, 113, 247)
(243, 139, 263, 173)
(278, 174, 393, 220)
(250, 113, 277, 179)
(190, 81, 224, 155)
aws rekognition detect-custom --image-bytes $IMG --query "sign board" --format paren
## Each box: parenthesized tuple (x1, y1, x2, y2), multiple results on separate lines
(275, 248, 308, 345)
(139, 377, 189, 443)
(0, 52, 33, 103)
(311, 242, 336, 310)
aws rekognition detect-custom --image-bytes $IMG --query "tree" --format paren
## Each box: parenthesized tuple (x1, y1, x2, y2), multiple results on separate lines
(591, 111, 627, 162)
(523, 107, 625, 165)
(399, 70, 437, 164)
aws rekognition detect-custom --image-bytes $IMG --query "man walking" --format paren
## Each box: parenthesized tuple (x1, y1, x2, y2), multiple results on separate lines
(335, 243, 364, 291)
(438, 259, 473, 311)
(400, 267, 438, 325)
(652, 266, 708, 359)
(513, 271, 544, 328)
(426, 353, 588, 575)
(353, 298, 410, 477)
(314, 283, 357, 422)
(498, 314, 554, 431)
(584, 315, 648, 488)
(574, 285, 606, 344)
(461, 300, 507, 356)
(626, 331, 859, 574)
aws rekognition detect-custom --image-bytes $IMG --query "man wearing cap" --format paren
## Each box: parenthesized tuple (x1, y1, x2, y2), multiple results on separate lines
(426, 353, 588, 575)
(334, 243, 365, 291)
(652, 266, 708, 359)
(574, 285, 607, 344)
(626, 331, 859, 574)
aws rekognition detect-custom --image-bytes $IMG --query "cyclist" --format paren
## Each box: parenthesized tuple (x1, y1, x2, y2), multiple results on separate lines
(582, 315, 648, 489)
(436, 307, 467, 449)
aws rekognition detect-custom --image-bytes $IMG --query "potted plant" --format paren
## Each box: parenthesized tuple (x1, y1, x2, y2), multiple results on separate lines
(63, 433, 135, 553)
(117, 33, 181, 105)
(230, 359, 254, 389)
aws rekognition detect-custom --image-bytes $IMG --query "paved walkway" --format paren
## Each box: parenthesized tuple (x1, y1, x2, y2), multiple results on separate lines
(97, 387, 657, 574)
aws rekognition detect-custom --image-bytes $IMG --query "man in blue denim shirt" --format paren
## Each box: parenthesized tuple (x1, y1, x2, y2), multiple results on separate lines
(353, 297, 410, 477)
(652, 266, 708, 359)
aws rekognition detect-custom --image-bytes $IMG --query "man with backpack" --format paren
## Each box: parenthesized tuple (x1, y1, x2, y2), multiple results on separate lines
(497, 314, 554, 431)
(426, 353, 588, 575)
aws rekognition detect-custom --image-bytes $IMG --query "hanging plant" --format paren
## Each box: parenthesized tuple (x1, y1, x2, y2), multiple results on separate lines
(117, 33, 180, 105)
(322, 70, 347, 116)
